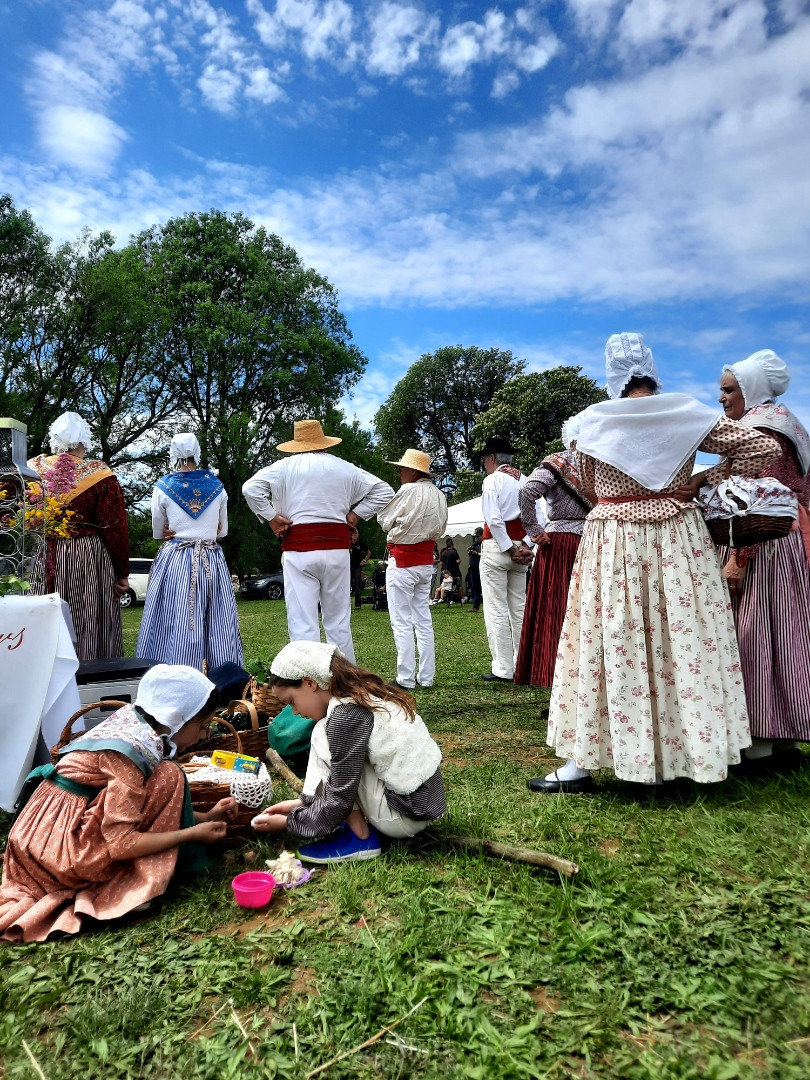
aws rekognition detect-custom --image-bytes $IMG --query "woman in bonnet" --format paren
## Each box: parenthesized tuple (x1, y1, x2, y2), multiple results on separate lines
(136, 433, 243, 670)
(529, 333, 778, 794)
(29, 412, 130, 660)
(0, 665, 235, 942)
(717, 350, 810, 771)
(514, 410, 593, 687)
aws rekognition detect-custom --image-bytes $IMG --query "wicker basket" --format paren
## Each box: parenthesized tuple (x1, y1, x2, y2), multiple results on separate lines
(243, 678, 280, 717)
(51, 700, 130, 764)
(184, 697, 275, 759)
(707, 514, 795, 549)
(179, 717, 259, 828)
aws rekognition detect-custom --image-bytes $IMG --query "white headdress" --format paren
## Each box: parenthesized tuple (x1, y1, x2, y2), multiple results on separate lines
(561, 410, 589, 450)
(170, 433, 201, 469)
(270, 640, 341, 689)
(135, 663, 216, 751)
(49, 412, 92, 453)
(605, 333, 661, 399)
(724, 350, 790, 410)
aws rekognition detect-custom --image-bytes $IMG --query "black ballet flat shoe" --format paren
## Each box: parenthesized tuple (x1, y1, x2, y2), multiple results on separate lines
(481, 673, 513, 682)
(527, 772, 594, 794)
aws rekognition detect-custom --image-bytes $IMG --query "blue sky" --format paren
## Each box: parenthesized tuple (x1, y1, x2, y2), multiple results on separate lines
(2, 0, 810, 432)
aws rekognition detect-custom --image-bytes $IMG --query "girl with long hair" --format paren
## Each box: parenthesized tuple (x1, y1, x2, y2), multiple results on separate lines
(252, 642, 445, 863)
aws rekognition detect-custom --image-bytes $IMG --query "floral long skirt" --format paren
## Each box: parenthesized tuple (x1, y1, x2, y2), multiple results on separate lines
(547, 510, 751, 783)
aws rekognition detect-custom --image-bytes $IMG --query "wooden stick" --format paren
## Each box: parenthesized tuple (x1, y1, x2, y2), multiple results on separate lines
(22, 1040, 48, 1080)
(305, 996, 428, 1078)
(293, 1022, 299, 1059)
(424, 832, 579, 878)
(259, 758, 578, 876)
(265, 748, 304, 793)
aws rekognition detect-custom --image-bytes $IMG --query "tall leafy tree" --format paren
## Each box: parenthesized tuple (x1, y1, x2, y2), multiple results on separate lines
(471, 367, 607, 472)
(374, 345, 524, 489)
(133, 210, 367, 575)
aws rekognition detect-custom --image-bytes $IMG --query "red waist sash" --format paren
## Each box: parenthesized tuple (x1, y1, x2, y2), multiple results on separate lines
(387, 539, 435, 567)
(282, 522, 351, 552)
(481, 517, 524, 541)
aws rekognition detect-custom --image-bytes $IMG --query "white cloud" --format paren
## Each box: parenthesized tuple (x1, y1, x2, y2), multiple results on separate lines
(197, 64, 243, 114)
(248, 0, 355, 63)
(618, 0, 768, 57)
(38, 105, 129, 172)
(565, 0, 623, 39)
(366, 2, 440, 76)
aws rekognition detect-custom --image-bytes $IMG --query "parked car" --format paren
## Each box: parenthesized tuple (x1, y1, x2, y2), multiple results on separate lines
(240, 570, 285, 600)
(120, 557, 153, 608)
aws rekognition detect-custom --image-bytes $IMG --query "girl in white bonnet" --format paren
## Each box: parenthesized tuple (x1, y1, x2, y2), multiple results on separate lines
(253, 642, 445, 864)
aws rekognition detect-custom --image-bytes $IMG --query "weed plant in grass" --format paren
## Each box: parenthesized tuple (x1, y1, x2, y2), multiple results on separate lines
(1, 601, 809, 1078)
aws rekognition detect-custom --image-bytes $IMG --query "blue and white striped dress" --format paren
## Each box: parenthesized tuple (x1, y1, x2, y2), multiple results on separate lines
(136, 471, 243, 670)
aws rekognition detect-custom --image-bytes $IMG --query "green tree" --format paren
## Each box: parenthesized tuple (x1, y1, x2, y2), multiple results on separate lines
(471, 367, 607, 472)
(374, 345, 524, 490)
(133, 210, 367, 576)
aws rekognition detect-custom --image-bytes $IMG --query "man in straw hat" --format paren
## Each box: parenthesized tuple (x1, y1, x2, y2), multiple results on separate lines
(478, 435, 535, 682)
(377, 449, 448, 689)
(242, 420, 394, 662)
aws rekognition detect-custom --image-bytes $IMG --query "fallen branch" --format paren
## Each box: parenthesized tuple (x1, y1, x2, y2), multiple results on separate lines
(260, 758, 578, 877)
(423, 832, 579, 878)
(305, 996, 428, 1078)
(266, 748, 304, 793)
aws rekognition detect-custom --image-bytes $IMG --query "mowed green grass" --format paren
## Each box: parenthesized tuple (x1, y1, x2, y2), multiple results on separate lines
(1, 598, 809, 1079)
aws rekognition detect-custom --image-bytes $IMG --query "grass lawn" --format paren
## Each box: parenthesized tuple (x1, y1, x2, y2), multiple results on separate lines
(2, 599, 810, 1078)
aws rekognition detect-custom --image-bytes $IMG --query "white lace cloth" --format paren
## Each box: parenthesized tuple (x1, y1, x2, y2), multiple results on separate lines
(698, 476, 798, 520)
(184, 755, 274, 808)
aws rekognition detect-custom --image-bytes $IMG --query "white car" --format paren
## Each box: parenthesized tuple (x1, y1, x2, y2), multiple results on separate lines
(120, 558, 153, 608)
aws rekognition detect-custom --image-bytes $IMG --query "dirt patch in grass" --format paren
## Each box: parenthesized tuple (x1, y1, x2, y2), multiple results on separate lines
(530, 987, 560, 1013)
(197, 897, 333, 939)
(276, 966, 319, 1010)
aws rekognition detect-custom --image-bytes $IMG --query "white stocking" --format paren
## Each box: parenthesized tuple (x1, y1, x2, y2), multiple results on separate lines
(545, 759, 590, 782)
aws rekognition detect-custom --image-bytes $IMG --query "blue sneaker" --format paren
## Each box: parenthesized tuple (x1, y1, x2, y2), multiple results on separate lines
(297, 823, 382, 864)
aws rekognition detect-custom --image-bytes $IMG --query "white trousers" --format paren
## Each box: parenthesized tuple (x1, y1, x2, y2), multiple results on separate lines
(281, 548, 356, 664)
(385, 559, 435, 688)
(479, 539, 528, 678)
(303, 720, 427, 839)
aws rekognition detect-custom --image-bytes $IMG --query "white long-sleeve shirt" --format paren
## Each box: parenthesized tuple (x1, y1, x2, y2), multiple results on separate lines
(152, 486, 228, 540)
(242, 452, 395, 526)
(481, 468, 532, 552)
(377, 480, 448, 544)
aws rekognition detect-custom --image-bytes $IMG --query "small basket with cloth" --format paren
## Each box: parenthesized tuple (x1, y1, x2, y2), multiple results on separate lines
(698, 476, 798, 548)
(179, 717, 273, 828)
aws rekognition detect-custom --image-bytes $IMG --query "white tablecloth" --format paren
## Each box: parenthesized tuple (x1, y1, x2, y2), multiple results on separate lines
(0, 594, 80, 812)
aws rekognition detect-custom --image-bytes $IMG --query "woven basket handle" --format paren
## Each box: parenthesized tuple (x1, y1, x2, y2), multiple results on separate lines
(222, 698, 260, 732)
(53, 700, 130, 755)
(209, 715, 244, 754)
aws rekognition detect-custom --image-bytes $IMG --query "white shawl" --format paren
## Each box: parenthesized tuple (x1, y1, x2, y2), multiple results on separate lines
(577, 394, 721, 492)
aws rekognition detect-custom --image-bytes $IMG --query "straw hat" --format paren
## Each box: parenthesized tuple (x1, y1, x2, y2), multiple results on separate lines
(386, 448, 434, 476)
(276, 420, 342, 453)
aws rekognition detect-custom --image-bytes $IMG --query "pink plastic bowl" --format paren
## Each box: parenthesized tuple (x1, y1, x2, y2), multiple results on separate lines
(231, 871, 275, 908)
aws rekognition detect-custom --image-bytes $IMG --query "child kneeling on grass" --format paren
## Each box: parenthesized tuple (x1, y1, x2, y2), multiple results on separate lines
(252, 641, 445, 864)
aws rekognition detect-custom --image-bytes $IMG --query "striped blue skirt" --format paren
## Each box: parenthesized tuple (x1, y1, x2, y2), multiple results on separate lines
(136, 540, 243, 670)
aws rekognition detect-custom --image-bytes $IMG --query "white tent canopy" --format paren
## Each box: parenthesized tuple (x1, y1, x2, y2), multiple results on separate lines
(445, 496, 484, 538)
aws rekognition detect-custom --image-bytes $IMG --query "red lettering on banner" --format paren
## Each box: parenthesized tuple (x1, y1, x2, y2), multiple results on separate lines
(0, 627, 26, 650)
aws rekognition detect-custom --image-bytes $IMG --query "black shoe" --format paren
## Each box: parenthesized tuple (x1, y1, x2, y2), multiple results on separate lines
(481, 673, 513, 682)
(389, 680, 414, 691)
(527, 772, 594, 794)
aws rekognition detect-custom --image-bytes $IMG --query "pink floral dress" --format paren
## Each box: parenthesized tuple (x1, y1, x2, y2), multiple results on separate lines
(547, 417, 778, 783)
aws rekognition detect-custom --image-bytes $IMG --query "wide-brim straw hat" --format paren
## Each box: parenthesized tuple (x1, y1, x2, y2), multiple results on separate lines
(276, 420, 342, 453)
(386, 449, 434, 476)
